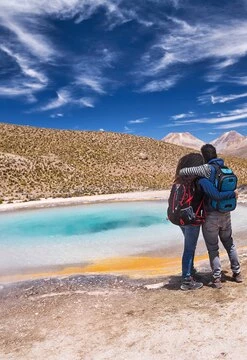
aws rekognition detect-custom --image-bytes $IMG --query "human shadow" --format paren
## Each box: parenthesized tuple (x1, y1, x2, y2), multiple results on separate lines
(221, 270, 234, 282)
(163, 271, 213, 291)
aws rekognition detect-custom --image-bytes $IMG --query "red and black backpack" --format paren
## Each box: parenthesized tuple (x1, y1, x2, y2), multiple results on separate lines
(167, 181, 205, 226)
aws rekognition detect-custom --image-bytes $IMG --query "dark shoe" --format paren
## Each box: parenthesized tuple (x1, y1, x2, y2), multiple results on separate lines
(212, 277, 222, 289)
(180, 277, 203, 291)
(232, 272, 243, 283)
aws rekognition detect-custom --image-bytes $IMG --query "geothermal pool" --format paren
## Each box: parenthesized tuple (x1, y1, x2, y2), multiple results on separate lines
(0, 201, 246, 276)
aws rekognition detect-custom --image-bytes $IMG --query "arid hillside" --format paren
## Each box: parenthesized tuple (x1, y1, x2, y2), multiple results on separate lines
(0, 123, 246, 202)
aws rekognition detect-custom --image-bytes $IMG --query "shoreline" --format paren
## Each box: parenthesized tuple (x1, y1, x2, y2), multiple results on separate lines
(0, 189, 246, 212)
(0, 190, 170, 212)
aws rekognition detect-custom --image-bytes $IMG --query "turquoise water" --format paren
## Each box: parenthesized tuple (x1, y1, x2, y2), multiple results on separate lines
(0, 201, 177, 272)
(0, 201, 246, 273)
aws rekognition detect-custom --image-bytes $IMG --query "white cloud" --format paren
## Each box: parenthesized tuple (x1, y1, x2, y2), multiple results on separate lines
(211, 92, 247, 104)
(0, 0, 125, 21)
(40, 90, 70, 111)
(226, 76, 247, 86)
(76, 76, 106, 94)
(215, 122, 247, 129)
(0, 0, 125, 107)
(50, 113, 64, 118)
(0, 45, 48, 103)
(39, 90, 94, 111)
(140, 17, 247, 82)
(128, 117, 148, 124)
(0, 86, 31, 97)
(176, 109, 247, 125)
(140, 76, 180, 92)
(170, 112, 195, 120)
(124, 126, 134, 133)
(0, 82, 40, 103)
(78, 97, 94, 108)
(0, 17, 55, 61)
(0, 45, 48, 84)
(212, 58, 237, 70)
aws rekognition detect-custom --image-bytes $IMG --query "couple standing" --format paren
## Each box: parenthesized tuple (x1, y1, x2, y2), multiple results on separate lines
(171, 143, 242, 290)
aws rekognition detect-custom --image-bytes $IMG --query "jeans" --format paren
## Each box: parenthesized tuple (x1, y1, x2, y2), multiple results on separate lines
(202, 211, 240, 278)
(180, 225, 201, 279)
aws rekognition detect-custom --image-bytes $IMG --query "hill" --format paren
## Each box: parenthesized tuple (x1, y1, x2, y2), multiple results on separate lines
(0, 123, 246, 202)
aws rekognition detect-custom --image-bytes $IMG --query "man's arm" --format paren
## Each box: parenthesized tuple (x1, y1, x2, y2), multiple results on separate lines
(179, 164, 211, 179)
(198, 178, 236, 200)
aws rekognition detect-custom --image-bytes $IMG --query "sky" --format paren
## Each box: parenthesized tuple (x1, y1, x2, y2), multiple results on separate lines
(0, 0, 247, 142)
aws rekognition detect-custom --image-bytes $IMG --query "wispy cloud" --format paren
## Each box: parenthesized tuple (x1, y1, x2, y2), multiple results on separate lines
(140, 16, 247, 84)
(0, 0, 123, 108)
(226, 76, 247, 86)
(72, 48, 117, 102)
(76, 76, 106, 94)
(215, 122, 247, 129)
(40, 90, 70, 111)
(198, 91, 247, 105)
(0, 82, 39, 103)
(50, 113, 64, 118)
(140, 76, 180, 92)
(0, 1, 128, 26)
(0, 45, 48, 103)
(128, 117, 148, 124)
(124, 126, 134, 133)
(170, 112, 195, 120)
(174, 107, 247, 125)
(39, 89, 94, 111)
(211, 92, 247, 104)
(78, 97, 94, 108)
(0, 45, 48, 84)
(1, 17, 55, 61)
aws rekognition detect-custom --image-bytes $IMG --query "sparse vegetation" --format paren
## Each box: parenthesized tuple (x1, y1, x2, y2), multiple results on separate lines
(0, 123, 246, 202)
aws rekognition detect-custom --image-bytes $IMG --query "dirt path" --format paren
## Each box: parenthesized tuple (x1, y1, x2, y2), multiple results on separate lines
(1, 253, 247, 360)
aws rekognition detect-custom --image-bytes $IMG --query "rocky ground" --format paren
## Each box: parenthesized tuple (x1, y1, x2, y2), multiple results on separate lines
(1, 253, 247, 360)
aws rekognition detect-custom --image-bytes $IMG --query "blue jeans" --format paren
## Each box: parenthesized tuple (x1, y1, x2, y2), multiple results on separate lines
(180, 225, 201, 279)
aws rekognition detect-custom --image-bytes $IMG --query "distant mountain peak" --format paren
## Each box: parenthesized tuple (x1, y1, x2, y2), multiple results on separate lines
(162, 132, 205, 150)
(211, 131, 245, 153)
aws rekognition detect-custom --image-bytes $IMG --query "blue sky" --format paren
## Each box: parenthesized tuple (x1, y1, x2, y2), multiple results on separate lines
(0, 0, 247, 142)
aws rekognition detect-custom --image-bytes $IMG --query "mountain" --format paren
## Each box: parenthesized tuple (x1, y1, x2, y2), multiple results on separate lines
(211, 131, 246, 154)
(229, 137, 247, 158)
(162, 132, 205, 150)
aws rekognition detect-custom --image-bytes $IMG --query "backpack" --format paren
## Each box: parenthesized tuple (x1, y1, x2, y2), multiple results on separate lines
(167, 182, 204, 226)
(211, 164, 238, 212)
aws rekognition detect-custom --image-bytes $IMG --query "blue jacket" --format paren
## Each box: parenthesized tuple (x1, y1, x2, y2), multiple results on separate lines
(198, 158, 236, 212)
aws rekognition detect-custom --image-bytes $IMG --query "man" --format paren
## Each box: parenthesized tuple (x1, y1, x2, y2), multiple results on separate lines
(179, 144, 242, 289)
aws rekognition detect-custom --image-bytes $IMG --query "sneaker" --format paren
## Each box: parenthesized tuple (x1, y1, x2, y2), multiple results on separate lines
(212, 277, 222, 289)
(232, 272, 243, 283)
(180, 277, 203, 291)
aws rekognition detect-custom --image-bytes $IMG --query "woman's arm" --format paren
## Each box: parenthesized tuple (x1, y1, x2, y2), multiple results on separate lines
(179, 164, 211, 178)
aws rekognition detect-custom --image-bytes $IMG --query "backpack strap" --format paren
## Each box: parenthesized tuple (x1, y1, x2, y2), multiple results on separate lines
(210, 163, 222, 187)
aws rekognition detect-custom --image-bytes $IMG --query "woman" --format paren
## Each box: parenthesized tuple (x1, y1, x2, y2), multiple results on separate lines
(172, 153, 205, 291)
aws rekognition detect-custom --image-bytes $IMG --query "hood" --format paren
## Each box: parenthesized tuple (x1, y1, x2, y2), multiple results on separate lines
(208, 158, 224, 167)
